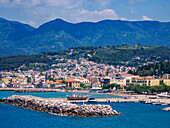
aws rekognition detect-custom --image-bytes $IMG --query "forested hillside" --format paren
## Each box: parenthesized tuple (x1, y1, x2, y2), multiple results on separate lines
(0, 45, 169, 71)
(0, 18, 169, 56)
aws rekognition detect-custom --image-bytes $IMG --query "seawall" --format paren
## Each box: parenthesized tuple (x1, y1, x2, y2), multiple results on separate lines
(0, 95, 121, 117)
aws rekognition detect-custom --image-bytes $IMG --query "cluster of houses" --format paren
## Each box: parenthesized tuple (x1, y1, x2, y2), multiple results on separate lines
(0, 58, 169, 90)
(0, 70, 169, 90)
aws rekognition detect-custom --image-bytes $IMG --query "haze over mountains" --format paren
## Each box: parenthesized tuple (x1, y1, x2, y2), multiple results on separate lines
(0, 17, 169, 56)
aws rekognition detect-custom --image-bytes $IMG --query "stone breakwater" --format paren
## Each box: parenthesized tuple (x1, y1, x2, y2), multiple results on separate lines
(0, 88, 64, 93)
(0, 95, 121, 117)
(163, 107, 170, 111)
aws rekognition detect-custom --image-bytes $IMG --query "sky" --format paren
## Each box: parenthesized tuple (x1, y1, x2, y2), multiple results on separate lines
(0, 0, 169, 27)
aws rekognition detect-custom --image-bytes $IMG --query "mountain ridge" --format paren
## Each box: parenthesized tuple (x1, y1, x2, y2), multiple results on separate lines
(0, 17, 169, 56)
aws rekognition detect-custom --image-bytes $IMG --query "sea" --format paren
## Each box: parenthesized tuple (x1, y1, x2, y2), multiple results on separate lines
(0, 91, 170, 128)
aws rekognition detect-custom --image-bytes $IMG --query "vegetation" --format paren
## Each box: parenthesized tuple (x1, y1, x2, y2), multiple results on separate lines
(102, 83, 121, 89)
(0, 18, 170, 56)
(126, 83, 170, 94)
(129, 61, 170, 77)
(48, 77, 55, 82)
(0, 45, 169, 71)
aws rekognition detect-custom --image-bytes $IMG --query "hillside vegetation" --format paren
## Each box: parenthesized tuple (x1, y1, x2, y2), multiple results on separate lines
(0, 45, 169, 71)
(0, 18, 169, 56)
(129, 61, 170, 77)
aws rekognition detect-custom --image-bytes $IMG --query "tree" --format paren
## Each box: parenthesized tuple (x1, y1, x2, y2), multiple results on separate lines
(61, 80, 65, 84)
(80, 82, 85, 87)
(49, 77, 55, 81)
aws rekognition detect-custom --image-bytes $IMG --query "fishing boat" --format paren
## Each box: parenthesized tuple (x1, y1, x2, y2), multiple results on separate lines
(67, 93, 89, 100)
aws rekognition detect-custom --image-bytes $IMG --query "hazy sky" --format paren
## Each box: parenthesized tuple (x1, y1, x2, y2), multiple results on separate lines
(0, 0, 169, 27)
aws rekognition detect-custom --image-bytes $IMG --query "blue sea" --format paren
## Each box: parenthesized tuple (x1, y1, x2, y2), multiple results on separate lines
(0, 91, 170, 128)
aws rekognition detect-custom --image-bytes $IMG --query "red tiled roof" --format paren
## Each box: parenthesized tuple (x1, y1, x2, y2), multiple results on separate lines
(93, 82, 101, 85)
(65, 78, 80, 82)
(120, 85, 126, 87)
(45, 81, 64, 84)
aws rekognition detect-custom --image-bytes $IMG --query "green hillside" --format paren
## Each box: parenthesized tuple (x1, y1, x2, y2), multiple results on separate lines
(0, 18, 169, 56)
(0, 45, 169, 71)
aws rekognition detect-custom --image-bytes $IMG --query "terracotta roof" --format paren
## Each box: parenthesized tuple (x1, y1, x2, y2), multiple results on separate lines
(134, 77, 144, 79)
(10, 82, 20, 84)
(120, 85, 126, 87)
(65, 78, 80, 82)
(145, 77, 153, 80)
(45, 81, 64, 84)
(55, 80, 62, 82)
(93, 82, 101, 85)
(121, 73, 136, 76)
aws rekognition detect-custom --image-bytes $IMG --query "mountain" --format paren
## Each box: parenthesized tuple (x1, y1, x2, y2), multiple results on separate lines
(0, 18, 169, 56)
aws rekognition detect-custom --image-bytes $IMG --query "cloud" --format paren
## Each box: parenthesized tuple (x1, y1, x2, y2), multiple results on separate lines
(142, 15, 152, 21)
(128, 0, 147, 5)
(130, 9, 136, 14)
(20, 20, 36, 27)
(71, 9, 118, 23)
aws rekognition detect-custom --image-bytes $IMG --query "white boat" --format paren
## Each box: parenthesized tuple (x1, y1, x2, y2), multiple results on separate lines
(152, 101, 161, 105)
(157, 92, 169, 98)
(88, 98, 97, 103)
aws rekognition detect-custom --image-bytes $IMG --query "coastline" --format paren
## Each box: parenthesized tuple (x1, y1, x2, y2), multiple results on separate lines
(0, 88, 170, 105)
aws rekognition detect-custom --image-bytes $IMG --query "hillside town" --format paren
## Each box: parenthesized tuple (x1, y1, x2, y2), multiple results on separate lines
(0, 58, 169, 91)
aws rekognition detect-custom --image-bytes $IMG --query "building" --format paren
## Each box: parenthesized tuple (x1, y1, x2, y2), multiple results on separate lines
(0, 81, 6, 88)
(65, 78, 80, 88)
(163, 79, 170, 86)
(0, 78, 10, 85)
(43, 81, 65, 88)
(77, 78, 91, 86)
(163, 74, 170, 79)
(92, 82, 103, 90)
(129, 77, 160, 86)
(10, 82, 21, 88)
(20, 83, 35, 88)
(11, 77, 27, 84)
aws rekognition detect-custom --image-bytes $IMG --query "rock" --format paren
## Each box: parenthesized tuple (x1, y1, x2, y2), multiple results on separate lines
(0, 95, 121, 117)
(163, 107, 170, 111)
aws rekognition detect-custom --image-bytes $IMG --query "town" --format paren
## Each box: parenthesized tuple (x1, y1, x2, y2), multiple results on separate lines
(0, 58, 169, 94)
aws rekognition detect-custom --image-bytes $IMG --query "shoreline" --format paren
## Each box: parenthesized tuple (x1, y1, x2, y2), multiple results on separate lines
(0, 88, 170, 105)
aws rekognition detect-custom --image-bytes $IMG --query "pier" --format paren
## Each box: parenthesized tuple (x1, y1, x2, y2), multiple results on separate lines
(0, 95, 121, 117)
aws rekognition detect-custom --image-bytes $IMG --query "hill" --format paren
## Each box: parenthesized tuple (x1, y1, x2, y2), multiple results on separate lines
(128, 61, 170, 77)
(0, 45, 169, 71)
(0, 18, 169, 56)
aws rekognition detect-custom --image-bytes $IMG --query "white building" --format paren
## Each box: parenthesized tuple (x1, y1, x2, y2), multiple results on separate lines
(0, 82, 6, 88)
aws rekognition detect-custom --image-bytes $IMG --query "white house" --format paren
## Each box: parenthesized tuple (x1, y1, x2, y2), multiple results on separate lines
(0, 81, 6, 88)
(43, 81, 65, 88)
(92, 82, 103, 90)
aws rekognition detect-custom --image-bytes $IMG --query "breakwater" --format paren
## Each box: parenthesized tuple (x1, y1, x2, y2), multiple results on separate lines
(0, 95, 121, 117)
(0, 88, 64, 93)
(163, 107, 170, 111)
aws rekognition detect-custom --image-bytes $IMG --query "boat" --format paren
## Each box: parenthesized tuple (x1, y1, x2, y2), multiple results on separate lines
(157, 92, 169, 98)
(67, 93, 89, 100)
(148, 96, 157, 99)
(88, 98, 98, 103)
(161, 103, 168, 105)
(140, 100, 146, 104)
(152, 101, 161, 105)
(145, 100, 153, 104)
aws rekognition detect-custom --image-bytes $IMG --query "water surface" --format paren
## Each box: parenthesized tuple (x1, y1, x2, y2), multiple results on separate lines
(0, 91, 169, 128)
